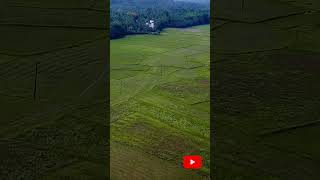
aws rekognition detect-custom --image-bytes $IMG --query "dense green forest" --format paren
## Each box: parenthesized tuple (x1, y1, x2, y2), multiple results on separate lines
(110, 0, 210, 39)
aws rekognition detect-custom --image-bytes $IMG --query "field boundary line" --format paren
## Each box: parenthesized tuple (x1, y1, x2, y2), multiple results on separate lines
(259, 120, 320, 137)
(213, 46, 288, 55)
(0, 23, 107, 30)
(0, 35, 107, 57)
(215, 11, 306, 24)
(8, 5, 106, 13)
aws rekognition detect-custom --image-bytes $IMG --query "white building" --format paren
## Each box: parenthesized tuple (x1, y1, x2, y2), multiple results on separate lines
(146, 20, 155, 29)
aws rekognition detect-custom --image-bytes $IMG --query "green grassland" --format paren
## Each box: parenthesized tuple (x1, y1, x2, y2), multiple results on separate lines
(110, 25, 210, 179)
(0, 0, 108, 179)
(213, 0, 320, 179)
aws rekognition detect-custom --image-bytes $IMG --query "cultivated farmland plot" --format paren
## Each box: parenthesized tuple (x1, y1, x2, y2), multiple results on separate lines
(213, 0, 320, 179)
(110, 25, 210, 179)
(0, 0, 108, 179)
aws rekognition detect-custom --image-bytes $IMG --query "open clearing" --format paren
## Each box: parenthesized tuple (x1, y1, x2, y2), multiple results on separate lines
(110, 25, 210, 179)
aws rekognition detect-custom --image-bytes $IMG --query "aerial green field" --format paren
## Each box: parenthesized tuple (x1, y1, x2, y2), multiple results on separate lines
(0, 1, 108, 179)
(213, 0, 320, 179)
(110, 25, 210, 179)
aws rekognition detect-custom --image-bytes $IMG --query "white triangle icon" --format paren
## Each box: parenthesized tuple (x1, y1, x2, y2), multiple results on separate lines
(190, 159, 195, 165)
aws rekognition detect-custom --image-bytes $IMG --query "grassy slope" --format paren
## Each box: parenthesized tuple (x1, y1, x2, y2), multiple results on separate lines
(0, 0, 108, 179)
(111, 25, 210, 179)
(213, 0, 320, 179)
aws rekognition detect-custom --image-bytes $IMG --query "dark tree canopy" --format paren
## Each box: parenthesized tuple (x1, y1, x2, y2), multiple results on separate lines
(110, 0, 210, 39)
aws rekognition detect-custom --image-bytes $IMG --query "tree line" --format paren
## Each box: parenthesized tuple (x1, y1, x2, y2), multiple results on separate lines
(110, 0, 210, 39)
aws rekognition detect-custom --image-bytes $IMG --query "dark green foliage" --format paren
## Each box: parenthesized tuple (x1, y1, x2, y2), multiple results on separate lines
(110, 21, 126, 38)
(110, 0, 209, 39)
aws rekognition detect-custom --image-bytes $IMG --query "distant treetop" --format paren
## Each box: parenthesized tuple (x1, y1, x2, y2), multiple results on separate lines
(110, 0, 210, 39)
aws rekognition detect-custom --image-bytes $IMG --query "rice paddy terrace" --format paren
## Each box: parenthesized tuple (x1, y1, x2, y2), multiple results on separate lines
(110, 25, 210, 179)
(0, 0, 108, 179)
(213, 0, 320, 179)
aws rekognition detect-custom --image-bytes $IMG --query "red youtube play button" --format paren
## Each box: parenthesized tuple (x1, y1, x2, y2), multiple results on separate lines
(183, 155, 202, 169)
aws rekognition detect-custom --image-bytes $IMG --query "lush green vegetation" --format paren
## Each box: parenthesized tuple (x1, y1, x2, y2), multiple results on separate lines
(110, 25, 210, 179)
(110, 0, 210, 39)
